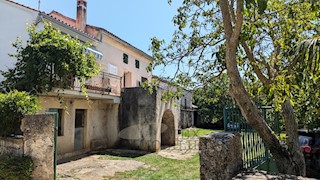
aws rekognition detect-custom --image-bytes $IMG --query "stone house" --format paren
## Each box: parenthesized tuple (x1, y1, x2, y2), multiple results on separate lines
(180, 89, 197, 129)
(0, 0, 153, 160)
(119, 78, 181, 152)
(152, 76, 196, 130)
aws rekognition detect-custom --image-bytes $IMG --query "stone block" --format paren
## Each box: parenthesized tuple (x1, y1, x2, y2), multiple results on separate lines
(199, 132, 242, 180)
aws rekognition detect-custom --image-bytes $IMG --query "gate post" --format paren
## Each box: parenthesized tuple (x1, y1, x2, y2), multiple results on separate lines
(223, 108, 227, 131)
(199, 132, 242, 180)
(21, 115, 55, 180)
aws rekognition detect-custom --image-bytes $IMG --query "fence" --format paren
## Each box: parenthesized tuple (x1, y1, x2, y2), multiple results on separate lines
(224, 106, 280, 169)
(73, 71, 122, 96)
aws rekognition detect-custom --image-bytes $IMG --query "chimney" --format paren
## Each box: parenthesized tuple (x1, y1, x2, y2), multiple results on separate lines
(76, 0, 87, 32)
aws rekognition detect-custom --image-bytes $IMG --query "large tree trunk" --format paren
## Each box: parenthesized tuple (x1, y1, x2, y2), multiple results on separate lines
(219, 0, 305, 176)
(282, 99, 306, 175)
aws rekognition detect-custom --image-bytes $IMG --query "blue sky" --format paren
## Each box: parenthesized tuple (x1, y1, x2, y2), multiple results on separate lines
(13, 0, 182, 76)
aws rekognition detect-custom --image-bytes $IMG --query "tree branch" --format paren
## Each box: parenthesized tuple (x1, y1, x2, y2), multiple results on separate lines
(241, 42, 273, 85)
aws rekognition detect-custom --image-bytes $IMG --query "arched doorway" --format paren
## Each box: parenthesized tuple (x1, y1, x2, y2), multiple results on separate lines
(161, 110, 175, 147)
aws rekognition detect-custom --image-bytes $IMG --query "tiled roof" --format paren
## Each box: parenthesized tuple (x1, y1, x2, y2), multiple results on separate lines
(47, 11, 96, 39)
(5, 0, 40, 12)
(87, 24, 154, 60)
(5, 0, 153, 60)
(50, 12, 154, 60)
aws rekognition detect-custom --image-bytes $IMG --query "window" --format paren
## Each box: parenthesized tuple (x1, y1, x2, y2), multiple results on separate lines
(85, 47, 103, 60)
(48, 108, 64, 136)
(108, 64, 118, 75)
(75, 109, 85, 128)
(123, 53, 128, 64)
(135, 59, 140, 69)
(141, 77, 148, 83)
(185, 98, 187, 109)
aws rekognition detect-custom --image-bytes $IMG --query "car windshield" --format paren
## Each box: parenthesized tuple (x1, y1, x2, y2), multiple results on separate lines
(299, 135, 313, 146)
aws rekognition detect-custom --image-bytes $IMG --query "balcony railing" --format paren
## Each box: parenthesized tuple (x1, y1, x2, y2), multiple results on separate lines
(72, 72, 121, 96)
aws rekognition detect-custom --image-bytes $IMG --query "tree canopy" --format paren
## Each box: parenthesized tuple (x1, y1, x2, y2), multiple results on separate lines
(193, 73, 232, 127)
(1, 23, 100, 94)
(150, 0, 320, 175)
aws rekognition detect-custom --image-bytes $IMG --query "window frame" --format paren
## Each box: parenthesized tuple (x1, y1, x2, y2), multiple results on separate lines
(135, 59, 140, 69)
(123, 53, 129, 64)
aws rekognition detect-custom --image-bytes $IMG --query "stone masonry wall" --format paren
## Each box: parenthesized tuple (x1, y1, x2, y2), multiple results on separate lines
(0, 137, 24, 156)
(21, 115, 54, 180)
(119, 87, 157, 151)
(199, 132, 242, 180)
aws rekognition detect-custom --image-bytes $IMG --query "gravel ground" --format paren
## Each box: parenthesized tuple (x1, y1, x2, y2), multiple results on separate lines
(233, 171, 318, 180)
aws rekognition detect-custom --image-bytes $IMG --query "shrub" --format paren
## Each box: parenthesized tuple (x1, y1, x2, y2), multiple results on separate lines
(0, 154, 34, 179)
(0, 90, 40, 136)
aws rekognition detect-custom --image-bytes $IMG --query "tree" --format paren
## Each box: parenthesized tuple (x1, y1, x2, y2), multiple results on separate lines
(0, 90, 40, 136)
(1, 23, 100, 95)
(193, 73, 232, 128)
(292, 37, 320, 130)
(150, 0, 320, 175)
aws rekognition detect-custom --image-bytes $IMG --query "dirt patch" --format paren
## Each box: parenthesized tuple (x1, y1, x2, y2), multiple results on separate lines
(57, 155, 145, 180)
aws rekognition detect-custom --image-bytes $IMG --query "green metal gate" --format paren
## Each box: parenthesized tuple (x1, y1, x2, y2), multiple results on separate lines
(46, 110, 58, 180)
(224, 106, 279, 169)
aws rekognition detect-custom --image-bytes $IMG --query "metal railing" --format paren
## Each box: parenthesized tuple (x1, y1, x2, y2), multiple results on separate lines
(224, 107, 280, 169)
(72, 72, 121, 96)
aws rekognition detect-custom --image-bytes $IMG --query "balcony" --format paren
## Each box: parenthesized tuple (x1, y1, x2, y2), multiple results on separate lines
(72, 72, 121, 96)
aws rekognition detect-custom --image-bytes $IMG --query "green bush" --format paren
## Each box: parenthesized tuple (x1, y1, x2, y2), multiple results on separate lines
(0, 154, 34, 179)
(0, 90, 40, 136)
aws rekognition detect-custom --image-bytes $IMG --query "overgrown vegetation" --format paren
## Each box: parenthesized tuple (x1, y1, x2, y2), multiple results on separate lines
(0, 90, 40, 137)
(149, 0, 319, 175)
(1, 23, 100, 95)
(0, 154, 34, 180)
(193, 73, 232, 128)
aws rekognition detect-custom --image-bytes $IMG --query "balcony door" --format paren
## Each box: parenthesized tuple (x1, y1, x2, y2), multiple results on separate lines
(124, 72, 132, 88)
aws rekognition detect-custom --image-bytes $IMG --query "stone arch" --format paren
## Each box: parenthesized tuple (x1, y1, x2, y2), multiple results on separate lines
(161, 109, 175, 146)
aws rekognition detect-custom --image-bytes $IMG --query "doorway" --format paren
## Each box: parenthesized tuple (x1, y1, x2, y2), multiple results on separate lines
(161, 110, 175, 147)
(74, 109, 85, 151)
(123, 72, 132, 88)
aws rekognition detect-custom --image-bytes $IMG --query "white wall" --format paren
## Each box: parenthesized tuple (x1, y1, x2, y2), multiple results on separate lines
(97, 33, 152, 88)
(0, 0, 39, 81)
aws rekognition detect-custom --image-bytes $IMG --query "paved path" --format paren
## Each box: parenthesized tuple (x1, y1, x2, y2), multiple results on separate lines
(158, 135, 199, 160)
(57, 155, 145, 180)
(233, 171, 318, 180)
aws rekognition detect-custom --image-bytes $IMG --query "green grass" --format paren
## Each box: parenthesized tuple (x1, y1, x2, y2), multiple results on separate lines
(181, 128, 222, 137)
(0, 154, 34, 180)
(101, 153, 200, 180)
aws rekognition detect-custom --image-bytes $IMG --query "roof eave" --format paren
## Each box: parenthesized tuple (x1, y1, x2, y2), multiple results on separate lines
(39, 13, 98, 42)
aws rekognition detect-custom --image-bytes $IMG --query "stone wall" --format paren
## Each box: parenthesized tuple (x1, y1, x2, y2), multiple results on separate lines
(199, 132, 242, 180)
(21, 115, 54, 180)
(0, 115, 54, 180)
(0, 137, 24, 156)
(180, 109, 194, 129)
(120, 87, 179, 152)
(119, 87, 157, 151)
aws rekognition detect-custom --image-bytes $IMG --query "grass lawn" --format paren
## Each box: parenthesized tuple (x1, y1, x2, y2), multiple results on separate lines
(101, 152, 200, 180)
(181, 128, 222, 137)
(99, 128, 219, 179)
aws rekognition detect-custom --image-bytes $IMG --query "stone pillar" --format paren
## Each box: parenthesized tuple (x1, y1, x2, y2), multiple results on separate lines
(21, 115, 54, 180)
(199, 132, 242, 180)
